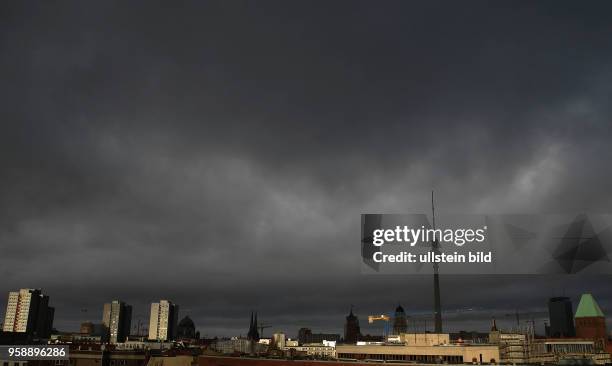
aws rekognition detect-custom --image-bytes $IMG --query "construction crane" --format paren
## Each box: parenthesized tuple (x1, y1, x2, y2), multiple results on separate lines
(368, 314, 390, 323)
(368, 314, 391, 337)
(258, 324, 272, 338)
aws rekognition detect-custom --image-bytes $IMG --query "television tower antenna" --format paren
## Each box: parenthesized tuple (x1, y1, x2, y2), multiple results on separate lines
(432, 190, 443, 333)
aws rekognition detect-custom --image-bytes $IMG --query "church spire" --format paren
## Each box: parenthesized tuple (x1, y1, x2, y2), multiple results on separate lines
(247, 311, 260, 341)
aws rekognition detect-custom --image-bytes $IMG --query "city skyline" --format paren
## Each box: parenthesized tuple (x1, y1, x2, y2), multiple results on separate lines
(2, 287, 610, 364)
(1, 287, 611, 339)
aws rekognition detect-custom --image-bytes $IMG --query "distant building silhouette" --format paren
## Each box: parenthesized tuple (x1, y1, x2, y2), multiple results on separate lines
(547, 297, 575, 337)
(247, 311, 260, 341)
(344, 307, 361, 343)
(102, 300, 132, 343)
(2, 288, 54, 338)
(80, 321, 94, 335)
(392, 305, 408, 334)
(360, 334, 384, 342)
(148, 300, 179, 341)
(575, 294, 606, 347)
(297, 328, 340, 345)
(177, 315, 196, 339)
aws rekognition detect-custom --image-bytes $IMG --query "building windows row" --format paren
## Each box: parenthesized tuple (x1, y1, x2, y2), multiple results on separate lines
(337, 353, 464, 364)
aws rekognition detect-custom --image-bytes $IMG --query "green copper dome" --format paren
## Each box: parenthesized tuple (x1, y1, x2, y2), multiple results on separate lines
(575, 293, 605, 318)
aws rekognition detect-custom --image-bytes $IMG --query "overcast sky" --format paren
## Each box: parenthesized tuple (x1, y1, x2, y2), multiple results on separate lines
(2, 0, 612, 338)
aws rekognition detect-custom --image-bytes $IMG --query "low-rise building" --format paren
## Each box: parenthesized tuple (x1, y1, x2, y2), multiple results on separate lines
(490, 328, 612, 365)
(115, 340, 174, 350)
(284, 344, 336, 359)
(336, 343, 500, 364)
(147, 355, 196, 366)
(489, 331, 528, 363)
(52, 349, 147, 366)
(213, 338, 266, 354)
(213, 338, 251, 354)
(0, 360, 28, 366)
(530, 339, 611, 365)
(49, 333, 103, 344)
(399, 333, 450, 346)
(285, 340, 298, 347)
(297, 328, 340, 345)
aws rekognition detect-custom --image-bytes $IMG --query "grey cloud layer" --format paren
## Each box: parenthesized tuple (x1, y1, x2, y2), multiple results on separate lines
(1, 1, 612, 336)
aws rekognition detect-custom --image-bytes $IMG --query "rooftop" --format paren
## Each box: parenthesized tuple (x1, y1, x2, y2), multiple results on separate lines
(575, 293, 605, 318)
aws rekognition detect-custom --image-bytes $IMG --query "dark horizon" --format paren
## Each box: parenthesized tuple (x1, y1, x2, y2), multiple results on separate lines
(6, 277, 611, 338)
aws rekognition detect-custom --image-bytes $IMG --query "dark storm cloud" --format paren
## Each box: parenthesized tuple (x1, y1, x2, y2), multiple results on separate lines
(1, 0, 612, 336)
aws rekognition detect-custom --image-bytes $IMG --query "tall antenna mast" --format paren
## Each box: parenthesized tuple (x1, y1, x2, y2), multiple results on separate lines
(432, 190, 443, 333)
(432, 190, 436, 230)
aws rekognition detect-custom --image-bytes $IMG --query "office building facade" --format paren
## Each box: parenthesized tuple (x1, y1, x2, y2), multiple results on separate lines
(548, 296, 576, 337)
(102, 300, 132, 343)
(2, 288, 54, 338)
(148, 300, 179, 341)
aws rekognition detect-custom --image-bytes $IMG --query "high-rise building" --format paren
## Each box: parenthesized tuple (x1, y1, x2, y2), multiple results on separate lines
(392, 305, 408, 334)
(2, 288, 54, 338)
(575, 294, 607, 345)
(548, 297, 575, 337)
(148, 300, 179, 341)
(344, 307, 361, 344)
(102, 300, 132, 343)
